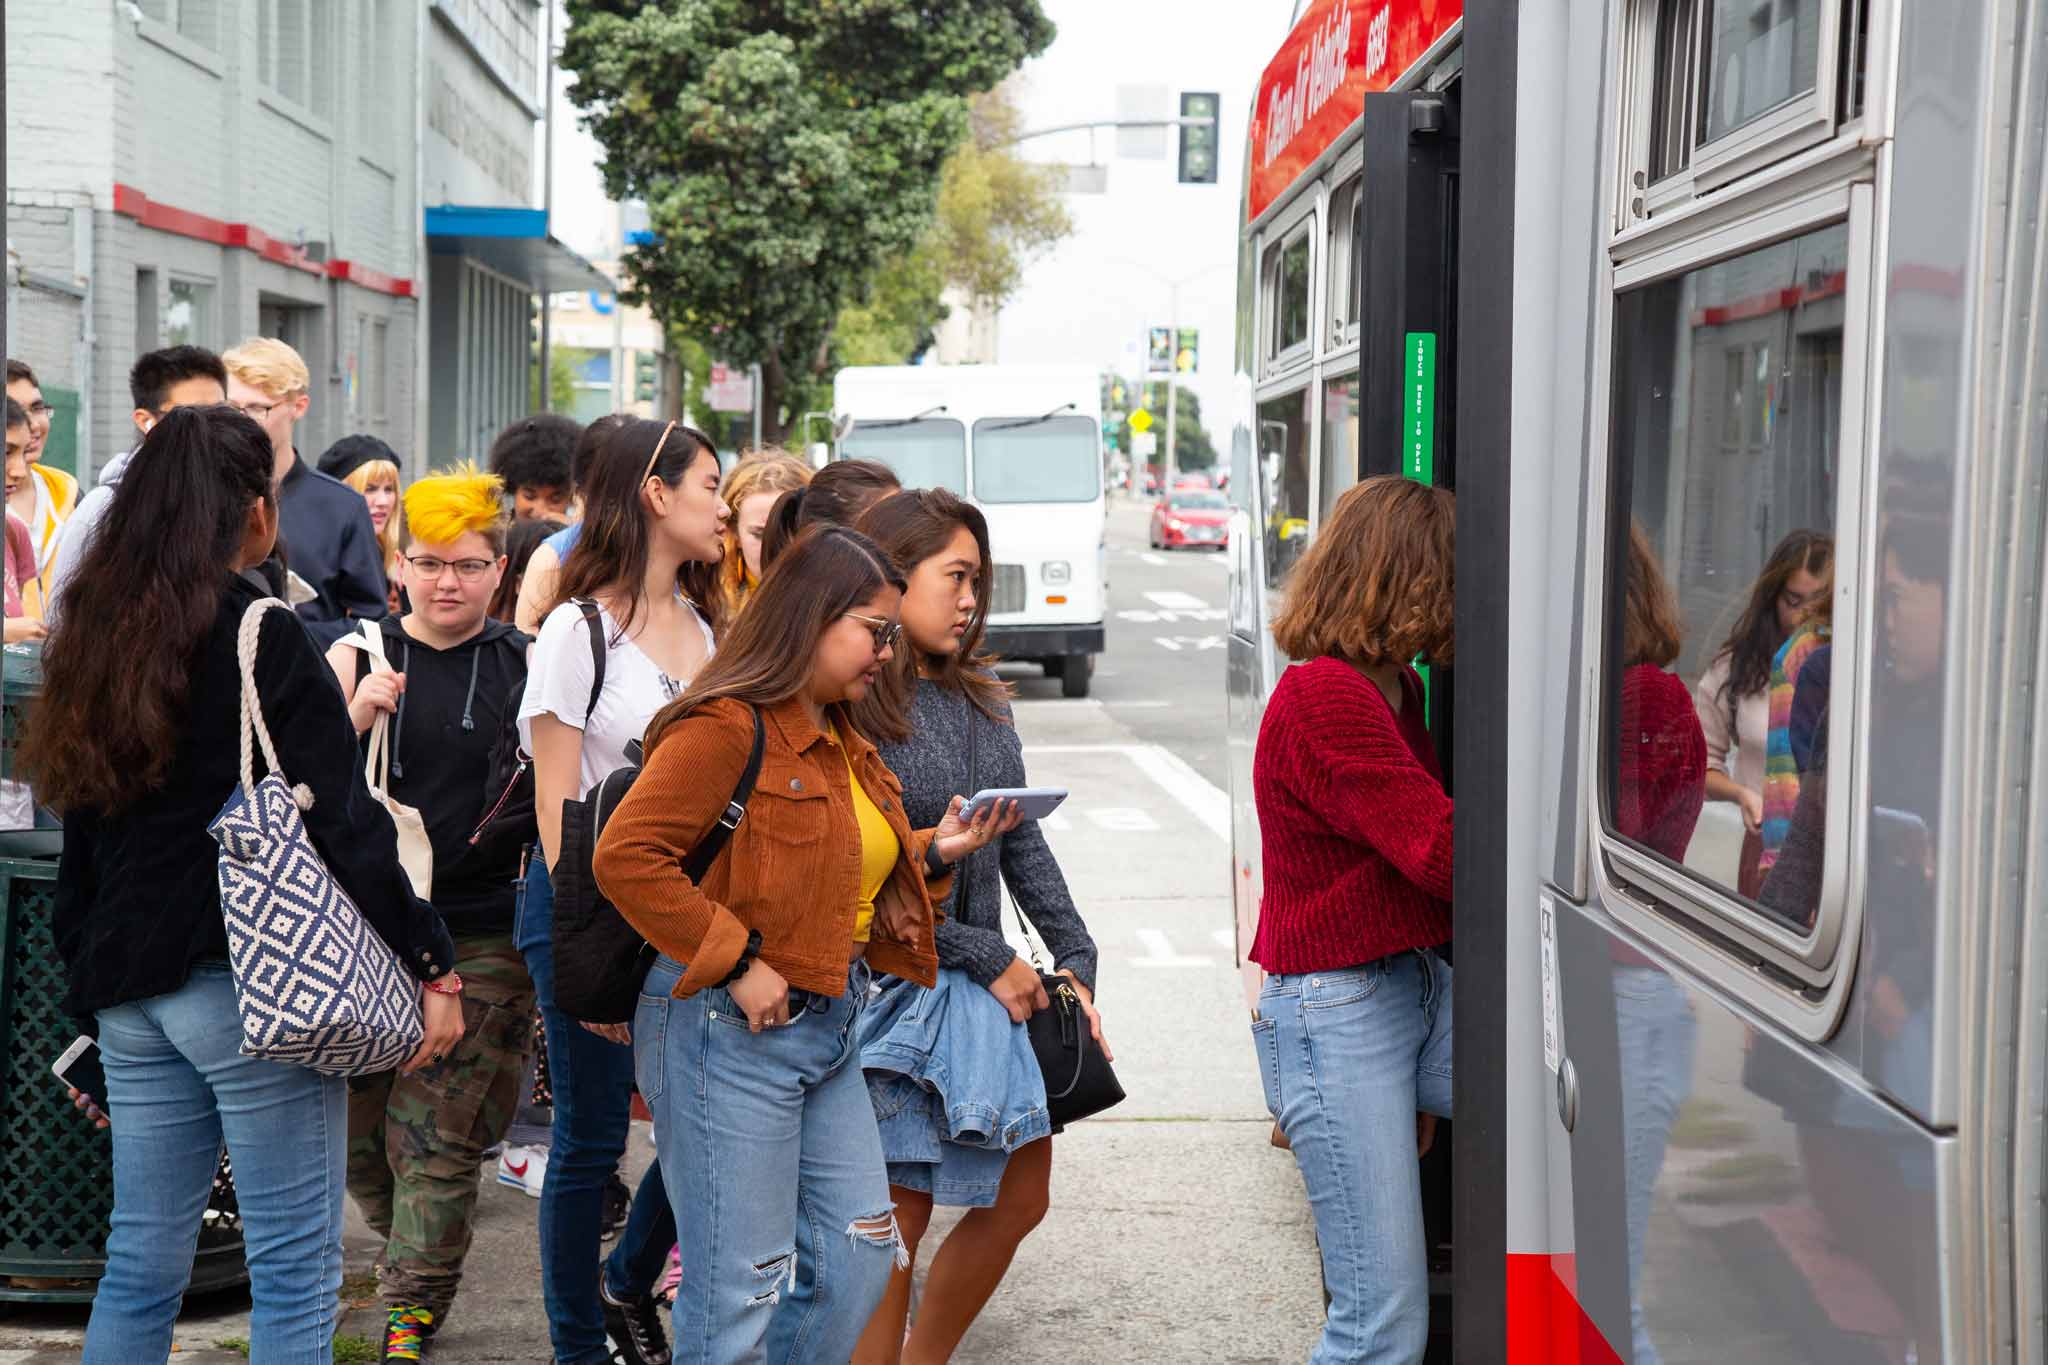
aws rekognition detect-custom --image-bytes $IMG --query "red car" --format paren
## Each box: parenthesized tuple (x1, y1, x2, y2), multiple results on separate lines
(1150, 488, 1231, 550)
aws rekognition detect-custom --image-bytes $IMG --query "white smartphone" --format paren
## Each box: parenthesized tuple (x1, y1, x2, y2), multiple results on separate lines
(52, 1033, 108, 1106)
(962, 787, 1068, 823)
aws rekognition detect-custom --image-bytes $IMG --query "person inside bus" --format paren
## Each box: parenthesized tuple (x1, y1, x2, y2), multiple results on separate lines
(591, 523, 1016, 1365)
(848, 489, 1105, 1365)
(1610, 523, 1706, 1365)
(1246, 474, 1455, 1365)
(1691, 530, 1832, 897)
(717, 450, 813, 616)
(517, 417, 727, 1365)
(756, 459, 902, 570)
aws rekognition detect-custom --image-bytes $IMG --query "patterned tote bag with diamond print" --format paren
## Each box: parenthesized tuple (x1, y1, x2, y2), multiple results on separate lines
(209, 598, 423, 1076)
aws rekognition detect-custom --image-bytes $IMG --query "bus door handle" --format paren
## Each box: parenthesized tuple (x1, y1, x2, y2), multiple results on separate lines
(1555, 1056, 1579, 1133)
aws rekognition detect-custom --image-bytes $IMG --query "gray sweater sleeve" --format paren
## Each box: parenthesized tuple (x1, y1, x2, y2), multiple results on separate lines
(985, 705, 1098, 992)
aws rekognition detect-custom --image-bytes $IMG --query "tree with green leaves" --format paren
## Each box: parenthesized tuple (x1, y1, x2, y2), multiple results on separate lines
(1116, 380, 1217, 474)
(560, 1, 1055, 441)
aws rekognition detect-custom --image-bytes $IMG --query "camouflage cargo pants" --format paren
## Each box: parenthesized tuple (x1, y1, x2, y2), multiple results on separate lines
(346, 936, 535, 1321)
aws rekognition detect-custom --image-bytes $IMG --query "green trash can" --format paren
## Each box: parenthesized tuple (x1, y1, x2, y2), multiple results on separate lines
(0, 643, 247, 1302)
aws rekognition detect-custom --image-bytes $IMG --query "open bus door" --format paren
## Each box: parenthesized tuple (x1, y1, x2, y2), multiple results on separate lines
(1357, 81, 1461, 1360)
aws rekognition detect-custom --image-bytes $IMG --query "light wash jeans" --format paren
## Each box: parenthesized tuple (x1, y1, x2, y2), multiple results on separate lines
(86, 962, 346, 1364)
(1613, 966, 1696, 1365)
(1253, 950, 1453, 1365)
(637, 954, 901, 1365)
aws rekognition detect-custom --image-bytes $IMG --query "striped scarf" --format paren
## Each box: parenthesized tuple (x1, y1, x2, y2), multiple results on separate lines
(1758, 623, 1830, 871)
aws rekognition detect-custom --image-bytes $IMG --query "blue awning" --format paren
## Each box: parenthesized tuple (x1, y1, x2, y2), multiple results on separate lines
(424, 206, 614, 295)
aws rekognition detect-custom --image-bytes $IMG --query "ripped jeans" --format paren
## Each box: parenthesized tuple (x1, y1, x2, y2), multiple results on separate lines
(637, 954, 900, 1365)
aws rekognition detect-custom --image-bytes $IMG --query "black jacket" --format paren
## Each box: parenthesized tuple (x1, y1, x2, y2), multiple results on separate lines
(279, 453, 388, 641)
(347, 616, 529, 937)
(54, 571, 455, 1022)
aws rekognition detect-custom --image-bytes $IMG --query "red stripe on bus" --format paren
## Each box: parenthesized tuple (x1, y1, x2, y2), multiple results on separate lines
(1506, 1253, 1624, 1365)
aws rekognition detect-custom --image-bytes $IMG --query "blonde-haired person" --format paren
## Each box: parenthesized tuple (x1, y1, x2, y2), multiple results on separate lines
(324, 463, 537, 1363)
(717, 450, 812, 615)
(1252, 475, 1456, 1364)
(224, 337, 388, 639)
(319, 435, 407, 615)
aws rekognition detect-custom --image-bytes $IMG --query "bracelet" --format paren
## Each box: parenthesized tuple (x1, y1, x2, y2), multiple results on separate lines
(424, 971, 463, 996)
(718, 931, 765, 989)
(924, 841, 951, 877)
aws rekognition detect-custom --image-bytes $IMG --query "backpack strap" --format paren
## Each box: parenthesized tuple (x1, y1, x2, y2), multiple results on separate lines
(573, 598, 608, 727)
(680, 706, 765, 880)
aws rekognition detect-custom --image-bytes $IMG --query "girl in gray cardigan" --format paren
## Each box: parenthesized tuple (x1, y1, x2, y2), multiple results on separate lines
(849, 489, 1107, 1365)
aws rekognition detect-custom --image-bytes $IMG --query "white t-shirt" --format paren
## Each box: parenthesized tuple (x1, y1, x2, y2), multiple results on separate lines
(518, 597, 716, 801)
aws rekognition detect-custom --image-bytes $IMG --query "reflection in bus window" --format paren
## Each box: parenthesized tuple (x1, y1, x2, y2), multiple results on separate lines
(1700, 0, 1823, 145)
(971, 416, 1100, 504)
(1328, 178, 1361, 347)
(1648, 0, 1701, 182)
(1258, 390, 1312, 608)
(838, 419, 967, 495)
(1320, 375, 1360, 522)
(1606, 220, 1848, 928)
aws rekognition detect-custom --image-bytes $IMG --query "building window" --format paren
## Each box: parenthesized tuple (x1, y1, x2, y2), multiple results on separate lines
(358, 0, 396, 151)
(259, 0, 336, 118)
(166, 278, 216, 349)
(137, 0, 218, 48)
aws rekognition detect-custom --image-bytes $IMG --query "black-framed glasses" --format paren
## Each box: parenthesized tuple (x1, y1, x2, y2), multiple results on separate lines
(406, 555, 495, 582)
(842, 612, 901, 653)
(23, 402, 52, 420)
(232, 398, 287, 420)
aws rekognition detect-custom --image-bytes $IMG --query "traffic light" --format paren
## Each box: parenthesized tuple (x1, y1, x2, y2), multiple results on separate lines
(1178, 92, 1219, 185)
(634, 351, 658, 404)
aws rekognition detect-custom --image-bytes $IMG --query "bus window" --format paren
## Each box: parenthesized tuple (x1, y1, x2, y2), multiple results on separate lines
(1264, 224, 1314, 365)
(1319, 374, 1359, 522)
(1327, 177, 1361, 349)
(1698, 0, 1825, 146)
(838, 418, 967, 495)
(1258, 389, 1312, 606)
(971, 415, 1100, 504)
(1605, 220, 1849, 938)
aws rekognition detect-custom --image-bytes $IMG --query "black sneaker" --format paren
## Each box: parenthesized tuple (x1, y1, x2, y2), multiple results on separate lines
(599, 1279, 672, 1365)
(599, 1170, 631, 1241)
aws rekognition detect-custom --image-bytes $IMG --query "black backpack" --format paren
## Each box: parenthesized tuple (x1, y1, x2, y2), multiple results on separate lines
(468, 602, 607, 858)
(551, 693, 766, 1024)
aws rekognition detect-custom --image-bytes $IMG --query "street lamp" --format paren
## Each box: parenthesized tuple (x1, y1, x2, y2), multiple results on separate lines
(1105, 259, 1233, 491)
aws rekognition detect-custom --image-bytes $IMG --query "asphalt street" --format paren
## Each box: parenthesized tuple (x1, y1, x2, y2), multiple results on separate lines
(0, 496, 1323, 1364)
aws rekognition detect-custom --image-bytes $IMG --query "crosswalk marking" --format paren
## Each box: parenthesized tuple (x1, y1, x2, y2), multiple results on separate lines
(1024, 743, 1230, 842)
(1133, 929, 1215, 968)
(1145, 590, 1210, 610)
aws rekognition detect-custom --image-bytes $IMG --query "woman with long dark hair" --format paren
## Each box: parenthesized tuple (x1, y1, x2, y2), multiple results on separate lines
(1690, 529, 1831, 897)
(594, 524, 1017, 1364)
(515, 416, 727, 1365)
(848, 489, 1105, 1364)
(27, 406, 460, 1363)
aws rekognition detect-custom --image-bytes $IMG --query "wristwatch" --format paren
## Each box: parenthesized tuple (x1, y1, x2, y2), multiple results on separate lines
(424, 971, 464, 996)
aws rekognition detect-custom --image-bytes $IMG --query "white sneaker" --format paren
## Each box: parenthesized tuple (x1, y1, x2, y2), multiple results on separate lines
(497, 1143, 547, 1198)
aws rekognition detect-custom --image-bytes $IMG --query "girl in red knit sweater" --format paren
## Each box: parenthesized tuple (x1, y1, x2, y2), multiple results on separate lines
(1250, 475, 1454, 1365)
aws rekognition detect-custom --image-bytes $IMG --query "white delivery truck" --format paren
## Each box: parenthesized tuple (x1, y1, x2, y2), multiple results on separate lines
(833, 365, 1107, 696)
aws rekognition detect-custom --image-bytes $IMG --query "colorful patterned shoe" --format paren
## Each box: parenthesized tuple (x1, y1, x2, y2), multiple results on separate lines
(657, 1244, 682, 1304)
(383, 1305, 435, 1362)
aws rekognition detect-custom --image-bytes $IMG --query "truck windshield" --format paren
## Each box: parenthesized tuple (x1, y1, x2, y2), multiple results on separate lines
(971, 415, 1100, 504)
(839, 419, 967, 494)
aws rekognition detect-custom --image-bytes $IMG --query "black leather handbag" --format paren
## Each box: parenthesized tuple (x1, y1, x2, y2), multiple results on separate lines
(961, 710, 1125, 1127)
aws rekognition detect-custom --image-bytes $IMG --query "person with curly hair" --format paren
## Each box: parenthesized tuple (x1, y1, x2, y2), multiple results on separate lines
(1249, 474, 1456, 1365)
(489, 414, 582, 522)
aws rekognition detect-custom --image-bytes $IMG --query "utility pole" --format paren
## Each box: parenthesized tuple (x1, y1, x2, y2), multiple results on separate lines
(749, 363, 763, 451)
(1164, 281, 1179, 492)
(538, 0, 556, 411)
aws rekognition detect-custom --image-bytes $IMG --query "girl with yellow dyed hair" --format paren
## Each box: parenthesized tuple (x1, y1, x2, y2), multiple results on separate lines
(320, 462, 542, 1362)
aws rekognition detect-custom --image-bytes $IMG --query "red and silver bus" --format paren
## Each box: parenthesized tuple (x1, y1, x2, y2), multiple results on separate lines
(1226, 1, 2047, 1359)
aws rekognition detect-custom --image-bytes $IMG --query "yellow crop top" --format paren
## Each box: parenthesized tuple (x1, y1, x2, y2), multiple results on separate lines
(840, 730, 899, 943)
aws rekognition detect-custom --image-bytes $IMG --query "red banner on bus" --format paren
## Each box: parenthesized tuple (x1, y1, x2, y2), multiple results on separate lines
(1247, 0, 1462, 224)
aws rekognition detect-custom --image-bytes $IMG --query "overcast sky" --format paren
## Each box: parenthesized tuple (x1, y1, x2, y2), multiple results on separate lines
(544, 1, 1299, 436)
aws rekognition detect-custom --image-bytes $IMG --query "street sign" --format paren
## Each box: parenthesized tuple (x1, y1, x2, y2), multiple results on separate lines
(1176, 326, 1200, 373)
(1132, 432, 1158, 458)
(707, 363, 753, 413)
(1129, 408, 1154, 433)
(1403, 331, 1437, 483)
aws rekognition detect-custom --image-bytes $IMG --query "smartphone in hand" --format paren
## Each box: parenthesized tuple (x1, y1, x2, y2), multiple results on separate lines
(52, 1033, 108, 1111)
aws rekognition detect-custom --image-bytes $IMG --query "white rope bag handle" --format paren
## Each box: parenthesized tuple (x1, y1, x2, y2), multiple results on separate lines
(236, 598, 315, 812)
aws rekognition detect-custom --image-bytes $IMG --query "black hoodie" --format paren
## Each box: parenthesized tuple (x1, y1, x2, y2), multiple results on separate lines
(350, 616, 530, 937)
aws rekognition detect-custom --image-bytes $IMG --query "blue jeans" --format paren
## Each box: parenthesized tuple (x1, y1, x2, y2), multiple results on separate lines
(1253, 951, 1453, 1365)
(515, 856, 677, 1365)
(1613, 966, 1696, 1365)
(86, 963, 346, 1364)
(637, 954, 900, 1365)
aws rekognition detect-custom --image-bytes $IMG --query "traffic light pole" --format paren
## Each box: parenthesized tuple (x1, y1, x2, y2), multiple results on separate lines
(1164, 282, 1179, 493)
(1000, 115, 1216, 149)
